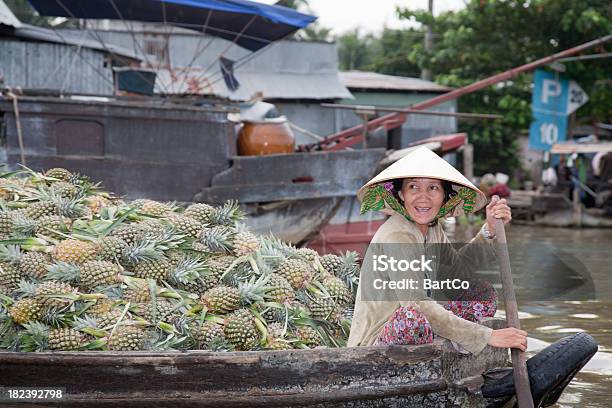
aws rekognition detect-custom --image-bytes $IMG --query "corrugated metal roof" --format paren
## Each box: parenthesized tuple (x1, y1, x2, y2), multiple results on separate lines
(339, 71, 453, 93)
(0, 0, 21, 28)
(12, 24, 139, 61)
(55, 29, 352, 100)
(156, 68, 353, 100)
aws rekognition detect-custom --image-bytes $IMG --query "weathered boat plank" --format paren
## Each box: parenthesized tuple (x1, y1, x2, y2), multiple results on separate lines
(0, 320, 507, 407)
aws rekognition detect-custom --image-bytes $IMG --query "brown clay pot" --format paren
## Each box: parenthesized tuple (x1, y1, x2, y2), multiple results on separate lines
(237, 121, 295, 156)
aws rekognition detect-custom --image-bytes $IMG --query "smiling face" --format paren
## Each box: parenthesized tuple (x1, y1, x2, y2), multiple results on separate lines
(397, 178, 446, 225)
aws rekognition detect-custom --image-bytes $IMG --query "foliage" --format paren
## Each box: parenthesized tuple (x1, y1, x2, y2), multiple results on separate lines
(395, 0, 611, 175)
(336, 29, 378, 70)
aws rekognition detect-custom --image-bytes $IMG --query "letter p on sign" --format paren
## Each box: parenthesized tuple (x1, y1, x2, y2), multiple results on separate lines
(542, 79, 562, 104)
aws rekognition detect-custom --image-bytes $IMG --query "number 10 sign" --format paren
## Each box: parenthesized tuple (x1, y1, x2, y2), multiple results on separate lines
(528, 69, 588, 151)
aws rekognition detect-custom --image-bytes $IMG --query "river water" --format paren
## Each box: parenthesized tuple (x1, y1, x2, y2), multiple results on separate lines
(451, 224, 612, 407)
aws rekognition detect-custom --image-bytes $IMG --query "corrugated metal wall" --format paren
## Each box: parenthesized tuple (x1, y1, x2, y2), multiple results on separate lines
(0, 40, 113, 95)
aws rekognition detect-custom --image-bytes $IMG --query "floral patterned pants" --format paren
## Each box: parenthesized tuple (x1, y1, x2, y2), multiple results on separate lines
(374, 281, 497, 346)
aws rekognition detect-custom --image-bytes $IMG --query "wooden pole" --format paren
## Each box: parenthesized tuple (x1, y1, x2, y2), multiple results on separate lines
(495, 218, 534, 408)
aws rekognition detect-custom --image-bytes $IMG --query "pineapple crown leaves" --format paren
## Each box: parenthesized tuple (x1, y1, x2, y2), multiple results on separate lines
(0, 244, 22, 264)
(46, 261, 81, 284)
(72, 315, 108, 338)
(9, 214, 37, 237)
(144, 331, 187, 352)
(121, 240, 165, 265)
(167, 254, 209, 286)
(336, 251, 360, 294)
(31, 187, 89, 219)
(15, 280, 38, 298)
(207, 200, 245, 226)
(198, 225, 235, 254)
(19, 321, 51, 352)
(237, 274, 271, 306)
(259, 235, 298, 260)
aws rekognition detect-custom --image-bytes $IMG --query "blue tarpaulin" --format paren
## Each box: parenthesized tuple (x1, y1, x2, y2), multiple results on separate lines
(27, 0, 316, 51)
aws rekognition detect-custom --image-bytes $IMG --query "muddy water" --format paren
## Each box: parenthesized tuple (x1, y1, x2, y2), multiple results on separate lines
(452, 224, 612, 407)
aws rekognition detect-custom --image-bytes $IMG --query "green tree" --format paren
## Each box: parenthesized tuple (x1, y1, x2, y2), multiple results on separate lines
(397, 0, 611, 176)
(368, 27, 423, 77)
(337, 28, 377, 71)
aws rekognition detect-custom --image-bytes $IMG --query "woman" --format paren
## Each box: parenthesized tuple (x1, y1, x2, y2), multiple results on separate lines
(348, 146, 527, 355)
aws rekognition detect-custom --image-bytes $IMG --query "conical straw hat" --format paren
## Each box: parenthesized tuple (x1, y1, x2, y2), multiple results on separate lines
(357, 146, 487, 218)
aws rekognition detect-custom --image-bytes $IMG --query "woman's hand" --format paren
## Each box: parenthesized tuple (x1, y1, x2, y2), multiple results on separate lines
(488, 328, 528, 351)
(485, 195, 512, 236)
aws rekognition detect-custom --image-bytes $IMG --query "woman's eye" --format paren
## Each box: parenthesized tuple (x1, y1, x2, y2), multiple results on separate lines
(430, 185, 439, 190)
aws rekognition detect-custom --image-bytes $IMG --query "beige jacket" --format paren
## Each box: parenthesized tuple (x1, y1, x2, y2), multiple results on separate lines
(347, 214, 496, 355)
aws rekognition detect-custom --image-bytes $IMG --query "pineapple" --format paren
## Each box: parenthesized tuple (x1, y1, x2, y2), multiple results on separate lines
(275, 259, 313, 290)
(26, 201, 59, 220)
(48, 328, 88, 351)
(224, 309, 259, 351)
(266, 338, 292, 350)
(174, 264, 219, 296)
(97, 236, 129, 261)
(188, 320, 225, 349)
(45, 168, 72, 181)
(232, 226, 260, 257)
(35, 280, 77, 309)
(0, 211, 13, 235)
(184, 203, 215, 224)
(134, 199, 174, 217)
(96, 309, 124, 330)
(321, 275, 353, 306)
(208, 256, 237, 281)
(169, 215, 202, 238)
(266, 321, 286, 338)
(35, 215, 72, 238)
(307, 297, 338, 320)
(293, 325, 321, 347)
(80, 260, 121, 288)
(109, 224, 141, 245)
(266, 273, 295, 303)
(122, 280, 152, 303)
(53, 239, 99, 264)
(0, 262, 23, 292)
(86, 195, 110, 215)
(133, 258, 170, 282)
(296, 247, 318, 263)
(201, 285, 241, 314)
(201, 275, 268, 314)
(133, 300, 175, 322)
(50, 181, 79, 198)
(107, 325, 146, 351)
(86, 299, 115, 318)
(319, 254, 344, 275)
(9, 298, 43, 324)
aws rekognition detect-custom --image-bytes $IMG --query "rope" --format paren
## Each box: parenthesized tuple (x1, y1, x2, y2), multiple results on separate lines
(6, 91, 26, 166)
(288, 121, 324, 141)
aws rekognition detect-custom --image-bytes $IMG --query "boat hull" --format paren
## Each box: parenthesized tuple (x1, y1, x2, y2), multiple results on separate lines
(0, 320, 507, 407)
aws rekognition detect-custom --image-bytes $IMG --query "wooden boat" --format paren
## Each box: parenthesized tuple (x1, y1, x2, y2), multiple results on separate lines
(0, 96, 385, 243)
(0, 320, 507, 407)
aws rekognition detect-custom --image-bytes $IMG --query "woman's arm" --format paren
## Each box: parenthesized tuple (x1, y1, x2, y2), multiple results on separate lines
(437, 196, 513, 281)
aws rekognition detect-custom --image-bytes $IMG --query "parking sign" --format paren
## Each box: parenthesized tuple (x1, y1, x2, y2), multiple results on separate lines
(528, 69, 588, 151)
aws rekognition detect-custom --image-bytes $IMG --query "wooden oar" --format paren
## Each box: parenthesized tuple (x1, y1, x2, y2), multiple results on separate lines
(495, 217, 534, 408)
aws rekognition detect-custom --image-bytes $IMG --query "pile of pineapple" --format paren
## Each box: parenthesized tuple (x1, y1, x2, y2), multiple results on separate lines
(0, 167, 360, 352)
